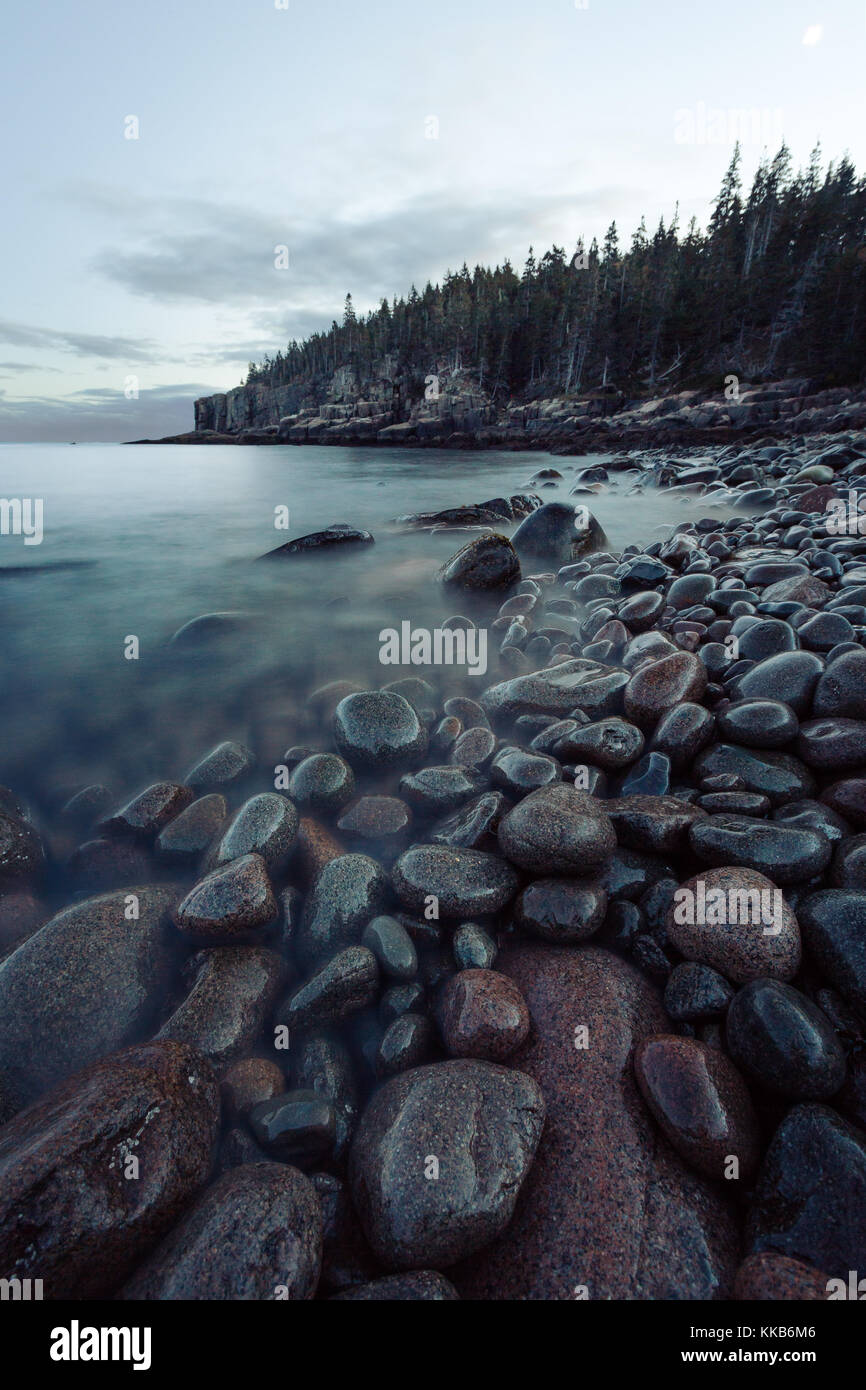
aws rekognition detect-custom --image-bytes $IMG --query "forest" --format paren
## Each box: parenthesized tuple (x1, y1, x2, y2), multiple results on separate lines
(244, 144, 866, 404)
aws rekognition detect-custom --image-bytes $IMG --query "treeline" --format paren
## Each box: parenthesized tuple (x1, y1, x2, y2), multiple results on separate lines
(245, 144, 866, 402)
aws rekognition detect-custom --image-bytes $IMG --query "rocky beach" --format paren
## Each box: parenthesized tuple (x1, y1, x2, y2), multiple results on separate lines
(3, 431, 866, 1302)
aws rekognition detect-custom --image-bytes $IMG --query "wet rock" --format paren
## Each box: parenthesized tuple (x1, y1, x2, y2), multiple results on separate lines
(362, 915, 418, 980)
(726, 979, 846, 1099)
(761, 574, 831, 606)
(736, 618, 797, 661)
(514, 877, 607, 942)
(288, 754, 355, 815)
(731, 650, 824, 715)
(392, 844, 518, 918)
(376, 1012, 434, 1077)
(498, 784, 615, 875)
(0, 1041, 218, 1298)
(337, 795, 412, 851)
(649, 701, 716, 769)
(399, 765, 487, 814)
(334, 691, 428, 769)
(185, 741, 255, 791)
(332, 1271, 460, 1300)
(554, 716, 644, 770)
(220, 1057, 285, 1121)
(624, 652, 707, 729)
(66, 836, 154, 893)
(100, 781, 193, 839)
(0, 885, 176, 1107)
(292, 817, 345, 884)
(831, 833, 866, 888)
(262, 524, 374, 557)
(277, 946, 379, 1031)
(605, 795, 707, 855)
(747, 1103, 866, 1279)
(665, 866, 801, 982)
(349, 1059, 545, 1269)
(291, 1032, 358, 1163)
(209, 793, 298, 874)
(797, 717, 866, 772)
(512, 501, 608, 564)
(436, 969, 530, 1061)
(0, 889, 45, 958)
(449, 726, 497, 768)
(821, 778, 866, 828)
(169, 611, 252, 648)
(453, 921, 498, 969)
(482, 659, 628, 723)
(155, 947, 285, 1070)
(249, 1091, 336, 1166)
(798, 890, 866, 1018)
(122, 1163, 321, 1300)
(174, 853, 278, 942)
(663, 962, 735, 1022)
(156, 793, 227, 863)
(489, 746, 561, 796)
(716, 699, 798, 749)
(693, 743, 814, 805)
(429, 791, 510, 850)
(437, 534, 520, 590)
(633, 1034, 759, 1181)
(733, 1252, 830, 1301)
(0, 810, 45, 882)
(454, 945, 739, 1299)
(313, 1171, 378, 1294)
(296, 853, 389, 968)
(812, 648, 866, 719)
(688, 814, 832, 884)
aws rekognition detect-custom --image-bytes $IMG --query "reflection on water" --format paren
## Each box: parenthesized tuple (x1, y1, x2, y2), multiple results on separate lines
(0, 443, 727, 804)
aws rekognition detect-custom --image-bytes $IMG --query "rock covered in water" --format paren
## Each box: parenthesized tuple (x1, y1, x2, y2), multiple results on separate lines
(0, 1041, 219, 1298)
(437, 534, 521, 590)
(122, 1162, 321, 1300)
(348, 1059, 545, 1269)
(0, 885, 176, 1107)
(454, 945, 739, 1299)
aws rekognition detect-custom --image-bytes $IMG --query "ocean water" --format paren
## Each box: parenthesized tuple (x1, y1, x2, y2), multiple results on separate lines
(0, 443, 717, 806)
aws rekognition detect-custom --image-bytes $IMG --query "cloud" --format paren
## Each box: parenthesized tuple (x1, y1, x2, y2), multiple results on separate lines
(90, 187, 639, 326)
(802, 24, 823, 46)
(0, 383, 217, 443)
(0, 318, 159, 363)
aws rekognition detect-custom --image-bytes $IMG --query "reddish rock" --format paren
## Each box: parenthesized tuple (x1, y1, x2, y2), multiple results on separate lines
(100, 781, 194, 838)
(173, 853, 277, 941)
(221, 1056, 286, 1120)
(624, 652, 708, 729)
(665, 866, 801, 983)
(436, 969, 530, 1061)
(121, 1162, 321, 1300)
(453, 944, 740, 1300)
(0, 1041, 219, 1298)
(292, 817, 346, 885)
(733, 1251, 830, 1300)
(634, 1034, 760, 1182)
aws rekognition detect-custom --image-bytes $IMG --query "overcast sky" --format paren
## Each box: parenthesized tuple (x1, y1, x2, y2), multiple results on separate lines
(2, 0, 864, 441)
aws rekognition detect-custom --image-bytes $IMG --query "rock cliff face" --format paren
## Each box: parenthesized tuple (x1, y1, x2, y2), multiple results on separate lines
(187, 367, 866, 450)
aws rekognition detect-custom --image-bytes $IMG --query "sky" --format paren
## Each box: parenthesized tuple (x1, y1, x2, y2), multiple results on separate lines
(1, 0, 864, 441)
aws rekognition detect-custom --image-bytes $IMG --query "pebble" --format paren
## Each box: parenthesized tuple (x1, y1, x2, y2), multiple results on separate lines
(185, 740, 255, 791)
(288, 754, 355, 815)
(361, 915, 418, 980)
(392, 843, 519, 917)
(277, 946, 379, 1031)
(436, 969, 530, 1060)
(296, 853, 389, 968)
(348, 1059, 545, 1269)
(209, 792, 298, 873)
(633, 1033, 760, 1181)
(514, 876, 607, 942)
(726, 978, 846, 1099)
(174, 853, 278, 941)
(453, 921, 498, 969)
(665, 866, 801, 982)
(498, 783, 616, 875)
(334, 690, 428, 769)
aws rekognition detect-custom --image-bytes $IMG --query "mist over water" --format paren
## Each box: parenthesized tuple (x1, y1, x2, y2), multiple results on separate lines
(0, 443, 723, 806)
